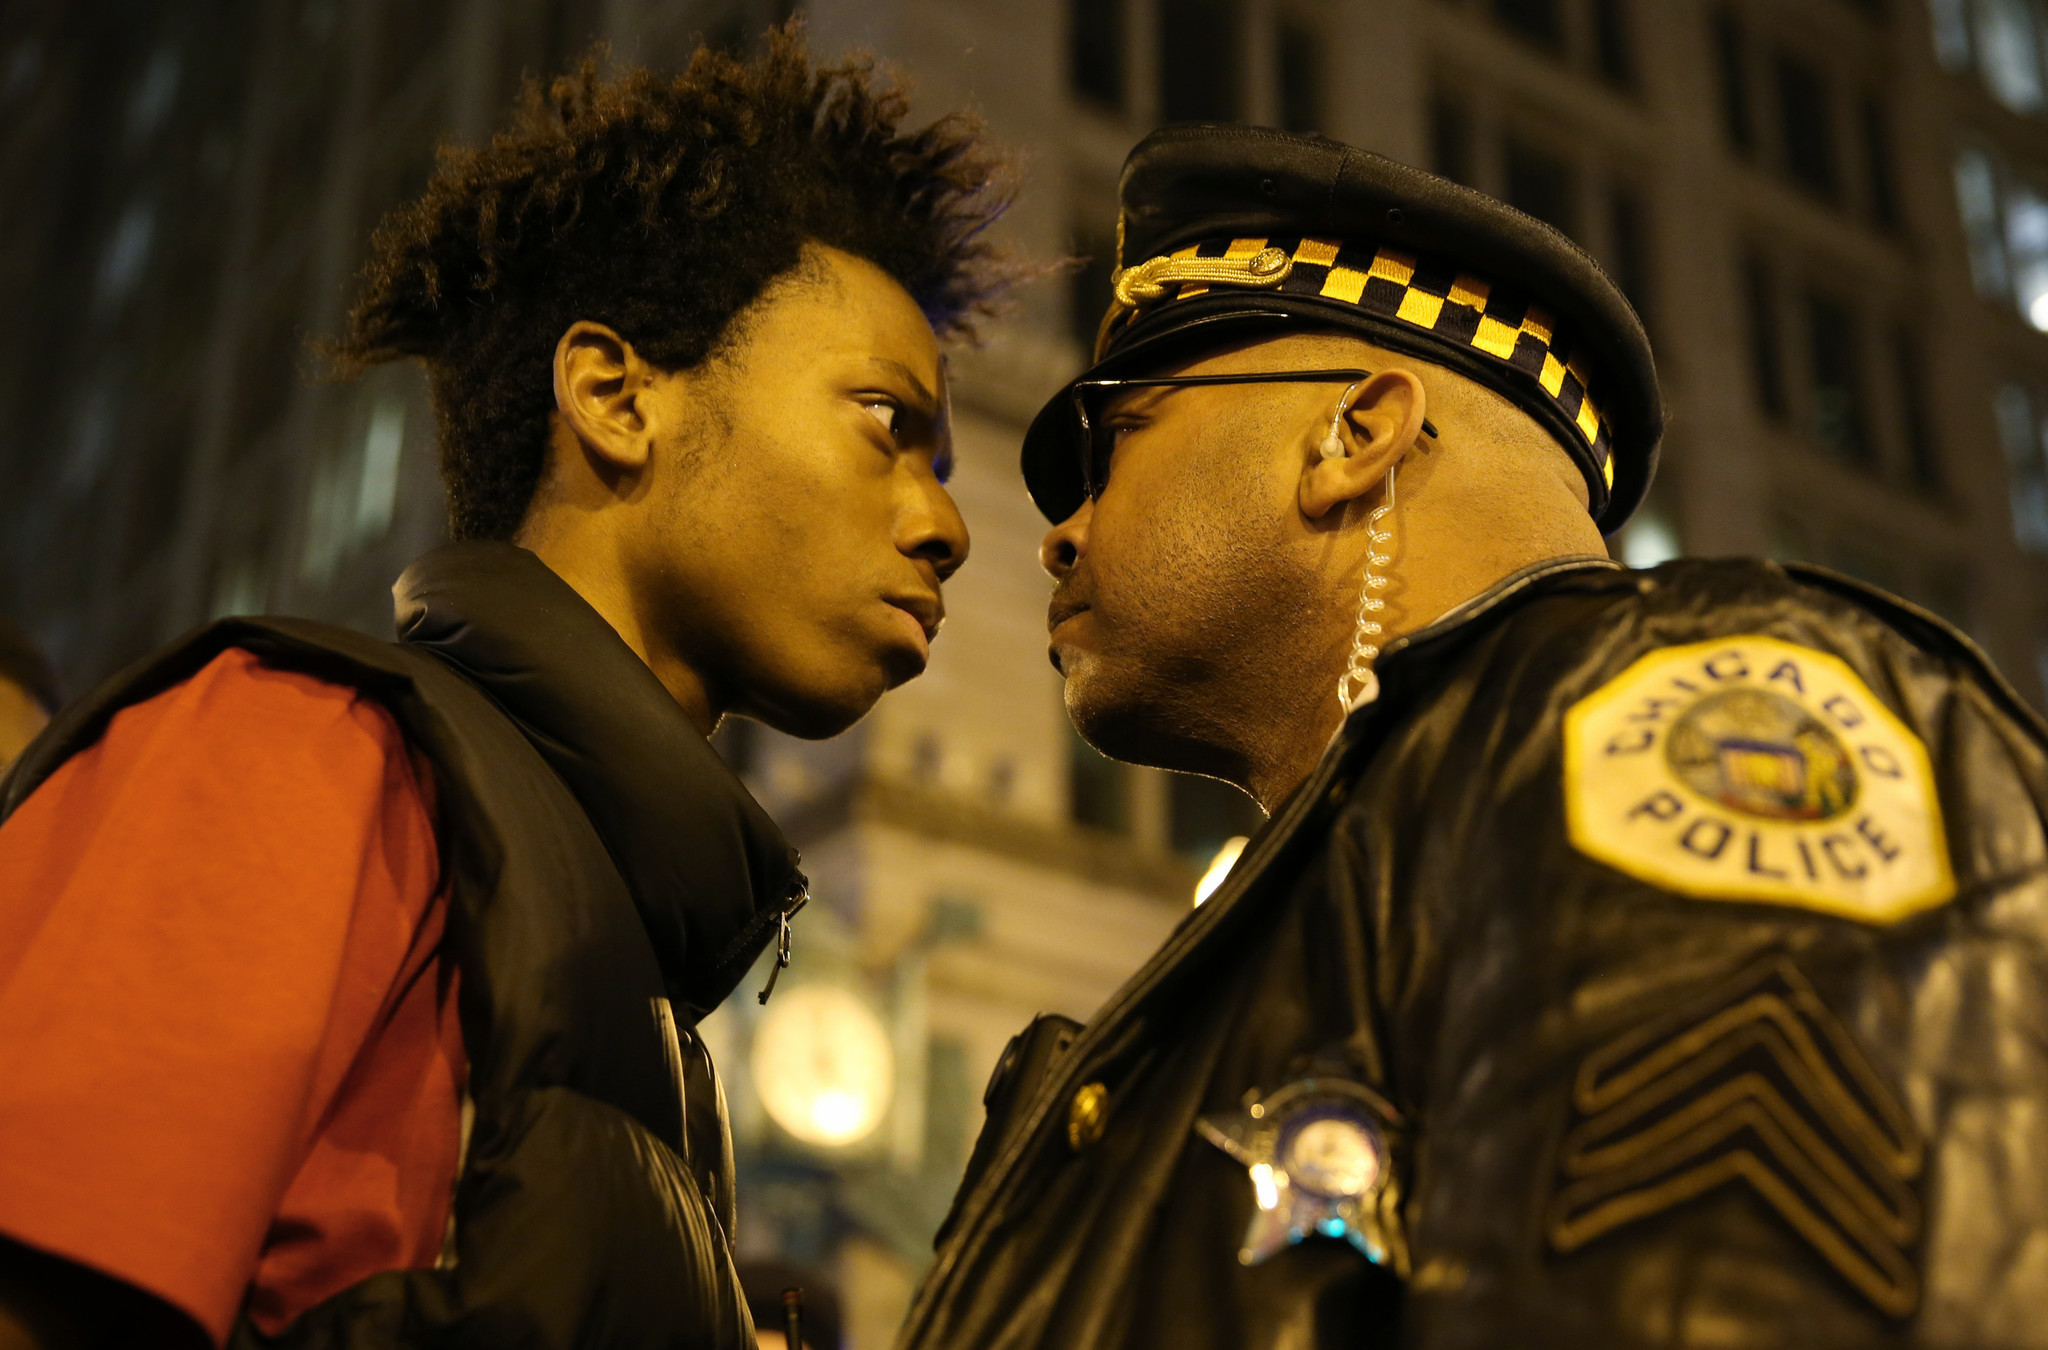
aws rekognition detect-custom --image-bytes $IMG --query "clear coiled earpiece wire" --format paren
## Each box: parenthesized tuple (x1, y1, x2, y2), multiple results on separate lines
(1320, 382, 1400, 715)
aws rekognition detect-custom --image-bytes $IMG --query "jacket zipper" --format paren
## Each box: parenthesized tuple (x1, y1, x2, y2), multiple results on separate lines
(756, 873, 810, 1005)
(706, 851, 810, 990)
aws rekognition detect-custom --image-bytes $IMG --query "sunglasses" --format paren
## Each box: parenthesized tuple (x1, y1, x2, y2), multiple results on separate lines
(1068, 368, 1440, 501)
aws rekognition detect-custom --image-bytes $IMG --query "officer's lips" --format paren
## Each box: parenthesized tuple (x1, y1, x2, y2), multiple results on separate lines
(1047, 597, 1090, 635)
(1047, 597, 1092, 674)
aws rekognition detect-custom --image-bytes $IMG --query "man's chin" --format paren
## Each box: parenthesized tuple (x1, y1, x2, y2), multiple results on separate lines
(1062, 665, 1150, 762)
(747, 666, 892, 741)
(1064, 663, 1243, 781)
(1068, 705, 1165, 771)
(878, 640, 929, 688)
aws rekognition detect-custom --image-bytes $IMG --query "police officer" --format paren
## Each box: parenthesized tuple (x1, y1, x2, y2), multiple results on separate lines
(899, 125, 2048, 1348)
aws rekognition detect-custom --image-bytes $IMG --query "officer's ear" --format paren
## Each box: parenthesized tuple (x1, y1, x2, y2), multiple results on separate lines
(552, 321, 658, 475)
(1298, 369, 1427, 521)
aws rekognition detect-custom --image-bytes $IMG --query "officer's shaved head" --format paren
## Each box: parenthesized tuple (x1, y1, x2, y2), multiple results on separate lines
(1039, 328, 1608, 808)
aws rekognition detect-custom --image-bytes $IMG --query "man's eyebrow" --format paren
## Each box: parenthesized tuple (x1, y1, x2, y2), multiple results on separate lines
(865, 358, 941, 414)
(1103, 383, 1172, 418)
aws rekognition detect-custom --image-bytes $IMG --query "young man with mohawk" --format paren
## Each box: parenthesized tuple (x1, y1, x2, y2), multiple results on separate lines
(0, 30, 1009, 1350)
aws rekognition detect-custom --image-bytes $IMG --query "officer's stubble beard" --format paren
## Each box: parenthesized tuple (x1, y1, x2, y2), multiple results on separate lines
(1058, 392, 1365, 813)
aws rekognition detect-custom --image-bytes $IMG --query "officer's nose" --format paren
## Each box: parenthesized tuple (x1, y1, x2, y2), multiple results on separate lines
(1039, 499, 1092, 581)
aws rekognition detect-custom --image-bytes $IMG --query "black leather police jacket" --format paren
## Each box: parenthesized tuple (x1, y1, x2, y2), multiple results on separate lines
(2, 543, 799, 1349)
(901, 556, 2048, 1350)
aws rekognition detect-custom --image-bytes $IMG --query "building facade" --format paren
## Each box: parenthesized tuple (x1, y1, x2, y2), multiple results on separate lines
(4, 0, 2048, 1345)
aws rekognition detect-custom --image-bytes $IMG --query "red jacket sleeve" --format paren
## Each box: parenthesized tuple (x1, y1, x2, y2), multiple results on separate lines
(0, 647, 449, 1345)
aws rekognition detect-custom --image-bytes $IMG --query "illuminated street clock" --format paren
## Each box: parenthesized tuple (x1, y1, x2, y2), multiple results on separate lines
(752, 982, 895, 1148)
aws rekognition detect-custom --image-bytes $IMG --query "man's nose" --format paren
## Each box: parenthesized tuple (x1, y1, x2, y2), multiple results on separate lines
(1038, 499, 1092, 580)
(905, 472, 971, 582)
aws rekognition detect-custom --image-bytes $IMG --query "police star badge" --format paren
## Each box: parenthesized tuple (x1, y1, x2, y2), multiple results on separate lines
(1195, 1078, 1408, 1271)
(1564, 636, 1953, 922)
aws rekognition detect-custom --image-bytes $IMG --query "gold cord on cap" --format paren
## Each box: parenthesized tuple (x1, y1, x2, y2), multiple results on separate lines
(1096, 246, 1295, 358)
(1111, 246, 1293, 308)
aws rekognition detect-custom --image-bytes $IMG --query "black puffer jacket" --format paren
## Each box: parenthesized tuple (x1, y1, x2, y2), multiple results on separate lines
(1, 543, 804, 1349)
(901, 556, 2048, 1350)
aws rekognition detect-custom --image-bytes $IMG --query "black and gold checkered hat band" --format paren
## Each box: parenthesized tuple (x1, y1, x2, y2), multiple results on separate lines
(1107, 235, 1618, 495)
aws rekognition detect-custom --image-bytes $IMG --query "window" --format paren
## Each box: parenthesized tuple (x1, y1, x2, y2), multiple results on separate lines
(1167, 773, 1263, 864)
(94, 201, 156, 310)
(1743, 253, 1787, 417)
(1956, 146, 2012, 296)
(1493, 0, 1565, 52)
(1070, 727, 1131, 832)
(1932, 0, 1975, 68)
(1713, 10, 1754, 153)
(2006, 177, 2048, 328)
(1070, 0, 1127, 110)
(1275, 13, 1324, 133)
(1776, 53, 1838, 199)
(64, 371, 122, 494)
(1430, 94, 1475, 185)
(1954, 146, 2048, 328)
(1504, 138, 1577, 237)
(1894, 332, 1942, 493)
(352, 394, 405, 540)
(1984, 0, 2048, 109)
(1995, 382, 2048, 552)
(1158, 0, 1244, 122)
(1862, 96, 1899, 228)
(1608, 187, 1654, 333)
(1939, 0, 2048, 113)
(1593, 0, 1634, 86)
(1805, 292, 1870, 464)
(301, 386, 409, 583)
(125, 46, 181, 144)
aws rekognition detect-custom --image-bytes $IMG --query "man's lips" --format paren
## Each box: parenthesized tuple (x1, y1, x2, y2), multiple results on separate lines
(886, 593, 944, 643)
(1047, 597, 1090, 634)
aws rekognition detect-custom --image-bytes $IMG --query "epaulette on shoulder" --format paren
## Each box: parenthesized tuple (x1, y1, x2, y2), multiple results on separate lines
(1777, 561, 2048, 750)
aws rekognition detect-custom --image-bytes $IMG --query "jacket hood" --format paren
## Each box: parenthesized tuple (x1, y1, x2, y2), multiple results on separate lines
(393, 540, 803, 1019)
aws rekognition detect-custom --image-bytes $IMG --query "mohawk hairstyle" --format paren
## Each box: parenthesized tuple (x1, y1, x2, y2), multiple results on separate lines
(335, 25, 1015, 541)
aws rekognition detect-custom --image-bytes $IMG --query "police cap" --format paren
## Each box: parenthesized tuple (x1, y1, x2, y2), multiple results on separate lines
(1020, 123, 1663, 531)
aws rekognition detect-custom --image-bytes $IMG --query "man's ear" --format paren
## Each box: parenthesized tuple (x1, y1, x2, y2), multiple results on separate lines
(552, 321, 654, 473)
(1299, 369, 1427, 521)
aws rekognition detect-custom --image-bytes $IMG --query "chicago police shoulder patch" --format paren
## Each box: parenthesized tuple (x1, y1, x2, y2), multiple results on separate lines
(1564, 636, 1954, 923)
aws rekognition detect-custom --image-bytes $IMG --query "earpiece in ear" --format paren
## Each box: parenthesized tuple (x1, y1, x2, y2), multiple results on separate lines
(1322, 380, 1367, 461)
